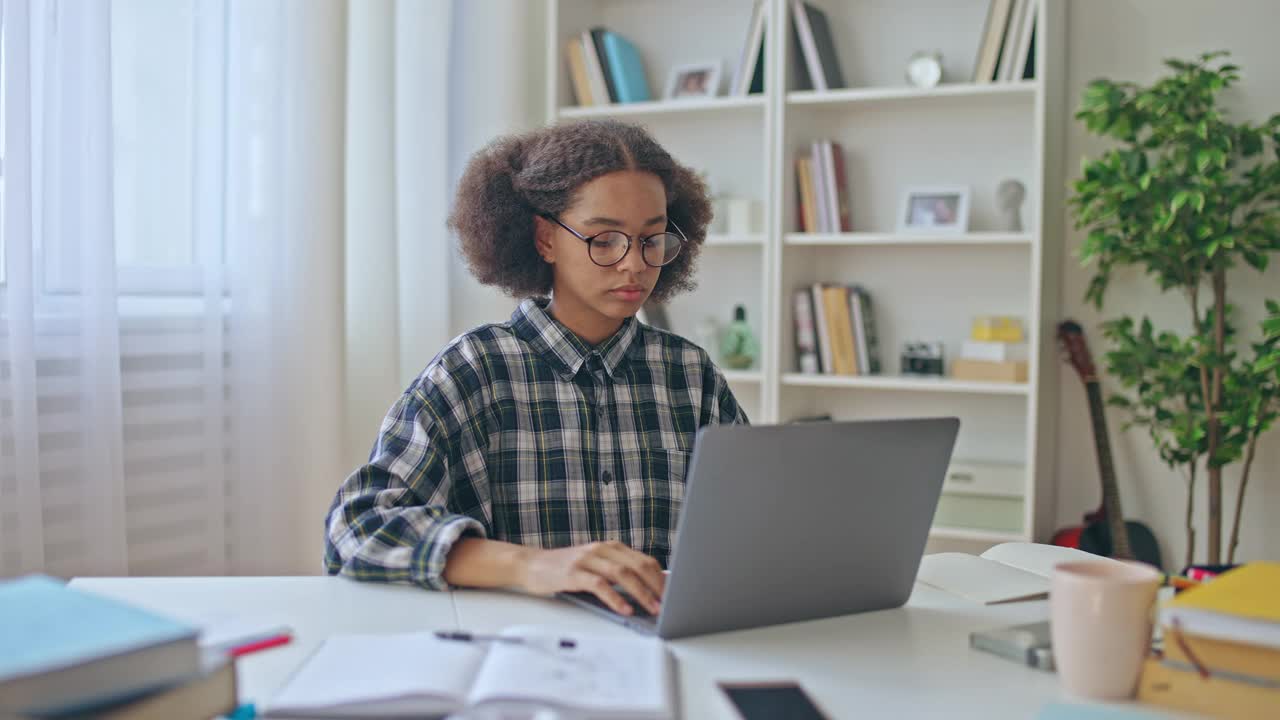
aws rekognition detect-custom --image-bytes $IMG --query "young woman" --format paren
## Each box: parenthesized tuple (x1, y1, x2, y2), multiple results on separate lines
(325, 119, 747, 617)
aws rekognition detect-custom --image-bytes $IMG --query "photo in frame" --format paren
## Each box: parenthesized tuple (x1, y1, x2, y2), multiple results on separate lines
(664, 61, 721, 100)
(896, 186, 971, 234)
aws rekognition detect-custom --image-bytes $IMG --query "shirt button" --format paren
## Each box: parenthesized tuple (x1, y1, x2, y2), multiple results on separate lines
(601, 470, 613, 484)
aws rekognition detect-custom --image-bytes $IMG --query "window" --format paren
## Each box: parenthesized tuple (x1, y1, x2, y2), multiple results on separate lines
(36, 0, 221, 297)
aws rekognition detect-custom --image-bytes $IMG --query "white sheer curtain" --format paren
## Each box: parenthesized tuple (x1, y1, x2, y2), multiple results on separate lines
(343, 0, 455, 467)
(1, 0, 346, 578)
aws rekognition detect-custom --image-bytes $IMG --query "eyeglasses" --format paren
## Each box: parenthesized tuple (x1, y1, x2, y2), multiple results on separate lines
(540, 213, 687, 268)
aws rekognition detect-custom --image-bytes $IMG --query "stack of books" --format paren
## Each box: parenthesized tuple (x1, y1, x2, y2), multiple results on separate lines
(952, 316, 1027, 382)
(973, 0, 1038, 83)
(795, 140, 851, 233)
(1138, 563, 1280, 718)
(563, 28, 650, 107)
(793, 284, 880, 376)
(0, 576, 240, 720)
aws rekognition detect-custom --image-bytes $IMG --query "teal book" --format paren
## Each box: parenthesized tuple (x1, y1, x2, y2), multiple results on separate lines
(0, 575, 200, 716)
(601, 31, 651, 103)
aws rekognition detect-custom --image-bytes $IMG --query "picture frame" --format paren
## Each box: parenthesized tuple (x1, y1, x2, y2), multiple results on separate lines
(896, 186, 971, 234)
(664, 61, 721, 100)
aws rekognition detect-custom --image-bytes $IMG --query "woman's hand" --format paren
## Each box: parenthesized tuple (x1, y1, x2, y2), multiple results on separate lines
(516, 541, 665, 616)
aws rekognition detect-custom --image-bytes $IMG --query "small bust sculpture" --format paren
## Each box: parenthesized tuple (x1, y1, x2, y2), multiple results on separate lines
(996, 179, 1026, 233)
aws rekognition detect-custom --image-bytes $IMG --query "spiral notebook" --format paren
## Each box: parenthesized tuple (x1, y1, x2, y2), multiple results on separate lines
(266, 626, 676, 719)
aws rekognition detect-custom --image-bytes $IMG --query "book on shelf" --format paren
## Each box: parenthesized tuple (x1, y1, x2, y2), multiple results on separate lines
(995, 0, 1028, 83)
(794, 284, 880, 376)
(0, 575, 201, 717)
(1008, 0, 1038, 81)
(266, 627, 676, 720)
(580, 30, 612, 104)
(850, 286, 881, 374)
(565, 29, 652, 108)
(973, 0, 1036, 83)
(809, 283, 833, 374)
(564, 38, 595, 106)
(601, 31, 651, 103)
(793, 288, 821, 374)
(791, 0, 846, 91)
(589, 28, 619, 103)
(731, 0, 767, 96)
(973, 0, 1013, 83)
(795, 141, 850, 233)
(822, 285, 859, 375)
(795, 156, 818, 233)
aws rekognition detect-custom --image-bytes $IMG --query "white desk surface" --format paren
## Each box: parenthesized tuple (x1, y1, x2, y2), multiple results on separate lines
(68, 575, 1144, 719)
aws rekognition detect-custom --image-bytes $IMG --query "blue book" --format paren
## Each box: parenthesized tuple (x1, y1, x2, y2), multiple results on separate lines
(601, 31, 651, 104)
(0, 575, 200, 716)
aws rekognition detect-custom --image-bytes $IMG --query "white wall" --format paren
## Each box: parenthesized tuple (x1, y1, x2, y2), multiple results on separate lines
(1056, 0, 1280, 568)
(447, 0, 549, 338)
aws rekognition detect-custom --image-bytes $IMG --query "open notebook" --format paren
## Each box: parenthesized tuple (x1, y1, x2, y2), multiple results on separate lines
(266, 626, 676, 719)
(917, 542, 1125, 604)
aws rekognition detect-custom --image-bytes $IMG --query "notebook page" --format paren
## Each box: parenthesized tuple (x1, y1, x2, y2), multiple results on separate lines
(917, 552, 1048, 604)
(980, 542, 1118, 579)
(267, 632, 485, 716)
(466, 626, 671, 718)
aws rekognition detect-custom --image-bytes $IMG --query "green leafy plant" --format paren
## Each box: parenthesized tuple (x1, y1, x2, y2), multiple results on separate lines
(1071, 52, 1280, 566)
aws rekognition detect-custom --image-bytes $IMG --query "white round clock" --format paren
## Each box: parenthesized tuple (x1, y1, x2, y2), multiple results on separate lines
(906, 52, 943, 88)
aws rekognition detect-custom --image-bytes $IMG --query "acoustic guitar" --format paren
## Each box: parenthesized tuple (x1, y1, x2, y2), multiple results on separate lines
(1052, 321, 1162, 567)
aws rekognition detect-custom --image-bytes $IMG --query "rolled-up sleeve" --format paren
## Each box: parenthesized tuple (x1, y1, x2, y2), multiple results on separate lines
(324, 373, 490, 590)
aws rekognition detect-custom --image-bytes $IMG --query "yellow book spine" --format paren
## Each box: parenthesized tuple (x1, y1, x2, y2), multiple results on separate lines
(565, 39, 594, 106)
(822, 287, 857, 375)
(797, 156, 818, 233)
(1138, 657, 1279, 720)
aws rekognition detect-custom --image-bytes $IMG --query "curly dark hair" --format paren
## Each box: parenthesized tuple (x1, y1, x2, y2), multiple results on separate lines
(448, 119, 712, 304)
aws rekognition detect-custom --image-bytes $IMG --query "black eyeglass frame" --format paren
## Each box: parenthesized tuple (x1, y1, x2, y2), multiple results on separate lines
(539, 213, 689, 268)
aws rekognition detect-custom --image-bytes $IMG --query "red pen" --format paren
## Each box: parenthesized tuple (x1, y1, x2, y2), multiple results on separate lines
(228, 633, 293, 658)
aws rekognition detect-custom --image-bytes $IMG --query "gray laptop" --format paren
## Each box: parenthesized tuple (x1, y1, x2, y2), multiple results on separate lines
(559, 417, 960, 639)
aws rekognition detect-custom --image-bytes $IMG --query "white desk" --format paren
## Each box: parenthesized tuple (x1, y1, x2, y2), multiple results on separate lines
(70, 576, 1093, 718)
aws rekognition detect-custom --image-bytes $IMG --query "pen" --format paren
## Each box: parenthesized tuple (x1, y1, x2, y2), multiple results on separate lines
(435, 630, 577, 649)
(1162, 573, 1200, 590)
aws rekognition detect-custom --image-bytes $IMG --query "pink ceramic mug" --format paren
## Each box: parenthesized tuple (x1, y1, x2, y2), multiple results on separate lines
(1049, 560, 1162, 699)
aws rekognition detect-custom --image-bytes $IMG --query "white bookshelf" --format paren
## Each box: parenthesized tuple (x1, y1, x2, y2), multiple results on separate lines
(558, 95, 767, 119)
(548, 0, 1066, 544)
(784, 232, 1032, 246)
(787, 79, 1039, 106)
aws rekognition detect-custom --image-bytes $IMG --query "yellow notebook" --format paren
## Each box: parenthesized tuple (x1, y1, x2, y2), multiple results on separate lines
(1138, 656, 1278, 719)
(1162, 627, 1280, 683)
(1160, 563, 1280, 650)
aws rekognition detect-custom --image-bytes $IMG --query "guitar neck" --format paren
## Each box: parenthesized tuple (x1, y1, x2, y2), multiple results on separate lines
(1084, 381, 1133, 560)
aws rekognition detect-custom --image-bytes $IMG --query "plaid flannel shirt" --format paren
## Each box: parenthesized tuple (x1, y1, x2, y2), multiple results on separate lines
(324, 298, 748, 590)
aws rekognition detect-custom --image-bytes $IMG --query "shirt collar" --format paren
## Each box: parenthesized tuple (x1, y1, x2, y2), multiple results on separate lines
(512, 298, 641, 380)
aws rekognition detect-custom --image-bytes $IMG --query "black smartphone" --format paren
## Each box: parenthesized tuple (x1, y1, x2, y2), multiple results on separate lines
(718, 681, 831, 720)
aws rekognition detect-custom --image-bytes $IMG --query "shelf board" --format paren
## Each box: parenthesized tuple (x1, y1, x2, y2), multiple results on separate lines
(784, 232, 1032, 247)
(721, 369, 764, 384)
(781, 374, 1029, 396)
(787, 80, 1038, 107)
(705, 233, 766, 247)
(929, 526, 1028, 543)
(558, 95, 766, 119)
